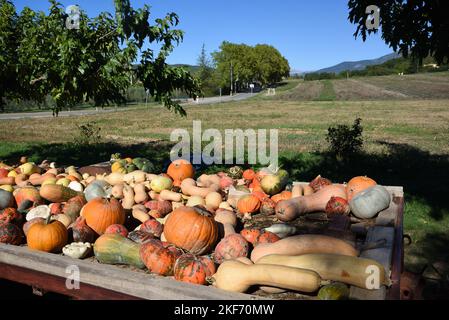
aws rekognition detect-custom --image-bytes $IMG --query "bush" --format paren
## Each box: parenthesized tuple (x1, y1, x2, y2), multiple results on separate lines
(326, 118, 364, 160)
(73, 121, 102, 146)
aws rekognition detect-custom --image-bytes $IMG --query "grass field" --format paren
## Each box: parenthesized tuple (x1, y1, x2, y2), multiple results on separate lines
(1, 73, 449, 298)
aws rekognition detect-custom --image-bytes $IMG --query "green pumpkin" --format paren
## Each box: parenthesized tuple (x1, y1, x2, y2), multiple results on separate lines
(276, 169, 290, 187)
(140, 162, 155, 173)
(125, 164, 137, 173)
(94, 234, 145, 269)
(318, 282, 349, 300)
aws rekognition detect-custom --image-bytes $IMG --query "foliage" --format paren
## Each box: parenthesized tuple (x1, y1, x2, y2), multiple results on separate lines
(326, 118, 364, 160)
(0, 0, 201, 116)
(212, 41, 290, 92)
(348, 0, 449, 65)
(72, 121, 102, 146)
(195, 44, 220, 96)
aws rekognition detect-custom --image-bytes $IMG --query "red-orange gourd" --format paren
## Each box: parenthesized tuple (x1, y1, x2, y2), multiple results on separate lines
(271, 191, 292, 203)
(346, 176, 377, 201)
(164, 206, 218, 255)
(167, 159, 195, 187)
(139, 239, 177, 276)
(243, 169, 256, 181)
(82, 197, 125, 235)
(174, 254, 216, 285)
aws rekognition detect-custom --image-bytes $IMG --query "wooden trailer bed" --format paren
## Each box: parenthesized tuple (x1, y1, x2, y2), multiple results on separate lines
(0, 183, 404, 300)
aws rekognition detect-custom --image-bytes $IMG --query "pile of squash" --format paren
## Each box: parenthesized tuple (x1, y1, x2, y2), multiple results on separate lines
(0, 157, 392, 299)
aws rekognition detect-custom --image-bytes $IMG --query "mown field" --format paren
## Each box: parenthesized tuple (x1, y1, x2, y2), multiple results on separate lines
(1, 73, 449, 298)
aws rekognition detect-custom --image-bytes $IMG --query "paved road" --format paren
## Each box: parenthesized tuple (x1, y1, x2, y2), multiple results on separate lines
(0, 93, 255, 120)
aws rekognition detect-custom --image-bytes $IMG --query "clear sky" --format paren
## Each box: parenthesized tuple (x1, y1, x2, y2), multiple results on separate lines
(13, 0, 393, 72)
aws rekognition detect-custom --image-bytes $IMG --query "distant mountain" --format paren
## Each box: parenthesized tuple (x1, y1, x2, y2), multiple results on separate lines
(313, 53, 401, 74)
(171, 64, 200, 73)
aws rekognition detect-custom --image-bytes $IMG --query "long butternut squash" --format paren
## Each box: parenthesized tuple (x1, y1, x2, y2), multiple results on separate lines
(250, 234, 357, 262)
(275, 184, 347, 222)
(256, 253, 390, 289)
(39, 184, 83, 203)
(211, 260, 322, 293)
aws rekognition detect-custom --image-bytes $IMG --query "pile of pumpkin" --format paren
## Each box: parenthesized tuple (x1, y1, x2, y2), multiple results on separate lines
(0, 157, 392, 299)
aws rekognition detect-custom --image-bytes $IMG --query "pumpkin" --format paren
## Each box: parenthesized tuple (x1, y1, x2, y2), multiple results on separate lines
(105, 224, 128, 237)
(0, 189, 15, 210)
(240, 228, 262, 245)
(309, 175, 332, 192)
(346, 176, 377, 201)
(14, 187, 42, 209)
(144, 200, 172, 218)
(349, 185, 391, 219)
(164, 206, 218, 255)
(94, 233, 145, 268)
(0, 220, 24, 245)
(128, 230, 154, 244)
(84, 182, 109, 201)
(214, 233, 249, 264)
(325, 196, 350, 215)
(139, 239, 177, 276)
(167, 159, 195, 186)
(260, 175, 282, 196)
(140, 219, 163, 238)
(236, 194, 261, 216)
(174, 254, 216, 285)
(242, 169, 256, 181)
(260, 198, 276, 215)
(252, 190, 269, 202)
(271, 191, 292, 203)
(83, 197, 125, 235)
(0, 208, 23, 225)
(162, 241, 183, 259)
(257, 231, 281, 245)
(69, 216, 96, 243)
(26, 216, 68, 252)
(318, 283, 349, 300)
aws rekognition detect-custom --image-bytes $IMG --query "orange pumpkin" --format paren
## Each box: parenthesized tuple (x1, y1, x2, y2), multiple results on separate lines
(82, 197, 125, 235)
(237, 195, 261, 215)
(346, 176, 377, 201)
(271, 191, 292, 203)
(256, 231, 281, 245)
(174, 254, 216, 285)
(167, 159, 195, 187)
(240, 228, 261, 245)
(164, 206, 218, 255)
(252, 190, 269, 201)
(26, 216, 68, 252)
(139, 239, 177, 276)
(243, 169, 256, 181)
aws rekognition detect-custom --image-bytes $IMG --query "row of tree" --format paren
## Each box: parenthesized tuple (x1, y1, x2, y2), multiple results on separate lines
(0, 0, 200, 115)
(195, 42, 290, 96)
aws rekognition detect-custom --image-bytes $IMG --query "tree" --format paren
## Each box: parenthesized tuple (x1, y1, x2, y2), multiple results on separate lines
(0, 0, 201, 116)
(196, 44, 216, 96)
(348, 0, 449, 65)
(254, 44, 290, 85)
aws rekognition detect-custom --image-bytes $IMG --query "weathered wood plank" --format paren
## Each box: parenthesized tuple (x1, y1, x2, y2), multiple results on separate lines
(349, 226, 395, 300)
(0, 244, 263, 300)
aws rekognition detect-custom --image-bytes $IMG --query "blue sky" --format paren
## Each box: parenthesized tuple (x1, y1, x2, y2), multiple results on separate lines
(13, 0, 393, 71)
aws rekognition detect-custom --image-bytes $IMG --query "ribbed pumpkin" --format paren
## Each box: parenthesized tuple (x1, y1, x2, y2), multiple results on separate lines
(309, 175, 332, 192)
(214, 234, 249, 264)
(242, 169, 256, 181)
(104, 224, 128, 237)
(82, 197, 125, 235)
(271, 191, 292, 203)
(26, 216, 68, 252)
(252, 190, 269, 201)
(144, 200, 172, 218)
(167, 159, 195, 187)
(164, 206, 218, 255)
(63, 195, 87, 222)
(69, 216, 96, 243)
(174, 254, 216, 285)
(140, 219, 163, 238)
(0, 220, 24, 245)
(139, 239, 177, 276)
(240, 228, 261, 244)
(325, 197, 350, 215)
(346, 176, 377, 201)
(256, 231, 281, 245)
(237, 194, 261, 215)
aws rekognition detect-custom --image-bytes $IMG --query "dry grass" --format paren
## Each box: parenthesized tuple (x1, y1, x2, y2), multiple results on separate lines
(1, 99, 448, 155)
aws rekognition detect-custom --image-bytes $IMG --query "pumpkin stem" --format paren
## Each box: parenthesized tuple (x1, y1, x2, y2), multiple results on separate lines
(45, 214, 52, 225)
(193, 205, 212, 217)
(206, 276, 215, 285)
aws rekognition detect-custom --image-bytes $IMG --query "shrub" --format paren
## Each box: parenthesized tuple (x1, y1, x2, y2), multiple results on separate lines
(73, 121, 102, 146)
(326, 118, 363, 160)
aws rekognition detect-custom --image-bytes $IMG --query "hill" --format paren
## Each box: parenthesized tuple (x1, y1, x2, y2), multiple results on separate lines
(314, 53, 401, 74)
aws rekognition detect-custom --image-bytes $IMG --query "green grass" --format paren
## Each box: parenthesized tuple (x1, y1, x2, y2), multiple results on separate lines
(315, 80, 336, 101)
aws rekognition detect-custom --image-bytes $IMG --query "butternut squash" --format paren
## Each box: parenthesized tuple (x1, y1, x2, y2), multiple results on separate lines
(181, 178, 217, 198)
(132, 205, 150, 223)
(124, 171, 146, 184)
(159, 190, 182, 202)
(121, 184, 135, 210)
(275, 184, 347, 222)
(211, 260, 322, 293)
(205, 192, 222, 211)
(197, 174, 221, 188)
(186, 195, 206, 207)
(291, 184, 303, 197)
(256, 253, 390, 289)
(303, 185, 314, 196)
(250, 234, 357, 262)
(104, 172, 125, 185)
(111, 184, 125, 199)
(133, 183, 149, 204)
